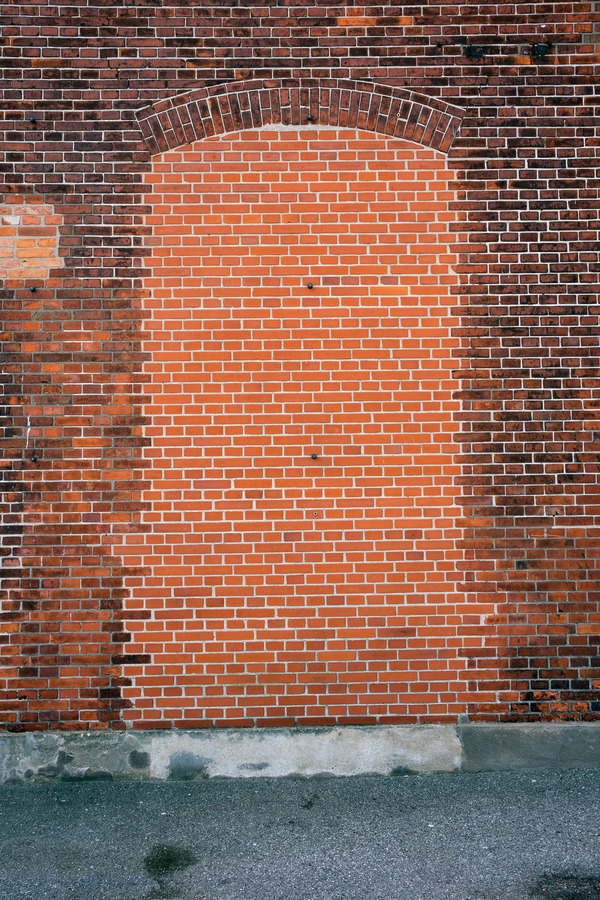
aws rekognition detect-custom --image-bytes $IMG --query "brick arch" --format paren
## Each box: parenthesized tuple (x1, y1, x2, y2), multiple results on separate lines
(136, 79, 465, 157)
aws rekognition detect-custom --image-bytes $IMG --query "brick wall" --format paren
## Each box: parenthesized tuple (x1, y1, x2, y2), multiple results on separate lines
(121, 128, 467, 726)
(1, 1, 599, 730)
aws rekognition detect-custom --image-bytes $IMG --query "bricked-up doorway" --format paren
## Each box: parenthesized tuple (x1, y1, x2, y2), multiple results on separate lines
(123, 127, 471, 727)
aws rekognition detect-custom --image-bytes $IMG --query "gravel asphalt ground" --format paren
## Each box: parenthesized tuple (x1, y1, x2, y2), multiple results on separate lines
(0, 770, 599, 900)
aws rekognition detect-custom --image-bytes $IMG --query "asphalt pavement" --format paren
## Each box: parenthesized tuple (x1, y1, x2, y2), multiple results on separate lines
(1, 769, 599, 900)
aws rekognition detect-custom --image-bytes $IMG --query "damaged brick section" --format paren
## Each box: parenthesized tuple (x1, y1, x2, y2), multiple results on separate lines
(0, 202, 63, 283)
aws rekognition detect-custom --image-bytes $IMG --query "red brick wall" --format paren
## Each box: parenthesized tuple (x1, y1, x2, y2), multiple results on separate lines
(1, 2, 599, 730)
(121, 128, 469, 726)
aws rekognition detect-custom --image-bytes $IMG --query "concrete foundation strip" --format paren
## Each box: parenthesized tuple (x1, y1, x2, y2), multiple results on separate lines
(1, 724, 600, 783)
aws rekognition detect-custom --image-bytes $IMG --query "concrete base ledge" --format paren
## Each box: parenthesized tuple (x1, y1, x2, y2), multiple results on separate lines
(1, 723, 600, 784)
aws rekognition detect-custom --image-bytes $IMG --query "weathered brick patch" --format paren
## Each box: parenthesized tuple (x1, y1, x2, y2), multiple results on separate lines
(0, 202, 63, 282)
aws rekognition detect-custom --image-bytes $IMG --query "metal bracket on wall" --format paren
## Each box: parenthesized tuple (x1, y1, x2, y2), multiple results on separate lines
(464, 45, 486, 59)
(530, 43, 551, 61)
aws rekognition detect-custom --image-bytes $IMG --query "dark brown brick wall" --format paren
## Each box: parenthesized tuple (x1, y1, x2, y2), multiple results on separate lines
(1, 1, 599, 729)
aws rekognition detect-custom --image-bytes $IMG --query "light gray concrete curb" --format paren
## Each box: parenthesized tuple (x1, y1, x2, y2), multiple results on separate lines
(1, 723, 599, 783)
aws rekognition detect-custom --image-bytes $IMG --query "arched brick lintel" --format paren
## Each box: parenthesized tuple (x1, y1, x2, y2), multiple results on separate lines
(136, 80, 465, 156)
